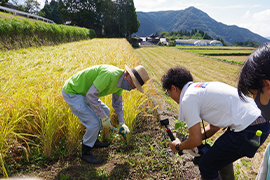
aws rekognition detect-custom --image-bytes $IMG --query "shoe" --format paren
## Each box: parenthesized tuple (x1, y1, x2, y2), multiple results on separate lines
(81, 153, 103, 164)
(93, 139, 110, 149)
(82, 144, 103, 164)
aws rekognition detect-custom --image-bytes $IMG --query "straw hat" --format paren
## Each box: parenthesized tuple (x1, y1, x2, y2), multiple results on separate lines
(125, 65, 150, 93)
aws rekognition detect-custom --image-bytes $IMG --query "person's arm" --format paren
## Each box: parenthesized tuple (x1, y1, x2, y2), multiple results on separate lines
(112, 93, 130, 134)
(86, 84, 107, 119)
(112, 93, 124, 122)
(170, 122, 202, 152)
(201, 124, 220, 140)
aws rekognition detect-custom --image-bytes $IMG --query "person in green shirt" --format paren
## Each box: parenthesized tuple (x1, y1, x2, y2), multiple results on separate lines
(62, 64, 149, 164)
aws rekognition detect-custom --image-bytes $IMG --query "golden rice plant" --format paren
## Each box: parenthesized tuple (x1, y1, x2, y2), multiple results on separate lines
(122, 89, 148, 146)
(0, 38, 155, 176)
(0, 106, 30, 177)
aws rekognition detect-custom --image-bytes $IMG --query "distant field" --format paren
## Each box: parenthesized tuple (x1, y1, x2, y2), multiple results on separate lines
(211, 55, 249, 62)
(174, 45, 255, 64)
(176, 45, 255, 50)
(136, 46, 241, 87)
(184, 49, 253, 55)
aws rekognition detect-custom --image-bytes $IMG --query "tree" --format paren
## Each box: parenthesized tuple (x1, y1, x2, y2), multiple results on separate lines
(159, 32, 166, 37)
(219, 38, 227, 46)
(102, 0, 119, 37)
(0, 0, 8, 6)
(115, 0, 139, 37)
(203, 32, 211, 39)
(58, 0, 99, 29)
(199, 30, 204, 37)
(191, 29, 195, 36)
(125, 0, 140, 37)
(40, 0, 61, 23)
(233, 40, 259, 48)
(191, 32, 202, 39)
(15, 0, 40, 14)
(24, 0, 41, 14)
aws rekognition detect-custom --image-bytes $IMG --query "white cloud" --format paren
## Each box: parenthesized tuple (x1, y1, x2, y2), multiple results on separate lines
(252, 9, 270, 22)
(242, 11, 250, 18)
(239, 21, 270, 37)
(239, 9, 270, 37)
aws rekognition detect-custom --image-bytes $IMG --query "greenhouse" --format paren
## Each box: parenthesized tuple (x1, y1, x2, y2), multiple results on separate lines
(175, 39, 223, 46)
(210, 40, 223, 46)
(194, 40, 207, 46)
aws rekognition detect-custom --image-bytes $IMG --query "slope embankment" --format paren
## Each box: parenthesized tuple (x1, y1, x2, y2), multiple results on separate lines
(0, 12, 95, 50)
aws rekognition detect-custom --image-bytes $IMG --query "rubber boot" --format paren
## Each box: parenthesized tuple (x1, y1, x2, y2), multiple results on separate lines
(219, 164, 234, 180)
(93, 139, 110, 149)
(81, 143, 103, 164)
(201, 174, 221, 180)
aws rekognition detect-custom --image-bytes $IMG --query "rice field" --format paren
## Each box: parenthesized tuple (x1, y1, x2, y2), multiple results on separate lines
(0, 39, 266, 179)
(211, 55, 249, 62)
(0, 38, 153, 177)
(135, 46, 242, 87)
(174, 46, 255, 64)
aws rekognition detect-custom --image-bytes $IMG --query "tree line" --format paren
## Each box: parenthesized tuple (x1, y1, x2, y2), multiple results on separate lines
(1, 0, 139, 38)
(158, 29, 227, 46)
(233, 41, 260, 48)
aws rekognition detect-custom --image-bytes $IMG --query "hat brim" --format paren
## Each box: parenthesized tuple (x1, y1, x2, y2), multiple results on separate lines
(125, 65, 144, 93)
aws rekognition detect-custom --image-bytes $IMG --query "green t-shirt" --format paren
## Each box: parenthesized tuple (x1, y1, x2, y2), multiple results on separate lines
(63, 65, 124, 97)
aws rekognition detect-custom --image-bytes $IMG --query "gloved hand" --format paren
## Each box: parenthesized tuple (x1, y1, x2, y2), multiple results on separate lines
(100, 116, 113, 130)
(119, 122, 130, 135)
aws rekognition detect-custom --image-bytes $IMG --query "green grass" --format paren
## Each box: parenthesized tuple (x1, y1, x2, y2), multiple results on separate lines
(0, 12, 95, 50)
(173, 45, 255, 65)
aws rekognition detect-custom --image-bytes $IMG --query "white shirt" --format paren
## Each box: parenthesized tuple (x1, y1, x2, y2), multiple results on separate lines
(179, 82, 261, 132)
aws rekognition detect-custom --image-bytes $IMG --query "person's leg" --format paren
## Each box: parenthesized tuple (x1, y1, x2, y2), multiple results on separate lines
(62, 89, 110, 163)
(199, 121, 270, 180)
(199, 130, 239, 179)
(62, 89, 100, 147)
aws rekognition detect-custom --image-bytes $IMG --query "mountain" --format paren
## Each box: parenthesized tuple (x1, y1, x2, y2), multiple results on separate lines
(136, 6, 269, 45)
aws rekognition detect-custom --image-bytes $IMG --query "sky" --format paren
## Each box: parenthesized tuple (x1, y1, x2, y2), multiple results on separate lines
(133, 0, 270, 38)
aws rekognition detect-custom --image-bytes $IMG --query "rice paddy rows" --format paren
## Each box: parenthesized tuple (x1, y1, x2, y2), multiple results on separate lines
(135, 47, 241, 87)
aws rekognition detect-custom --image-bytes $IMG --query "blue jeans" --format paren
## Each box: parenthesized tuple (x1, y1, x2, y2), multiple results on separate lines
(199, 121, 270, 179)
(62, 88, 110, 147)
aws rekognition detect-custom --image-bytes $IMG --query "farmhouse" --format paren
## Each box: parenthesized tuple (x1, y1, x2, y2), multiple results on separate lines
(138, 34, 167, 45)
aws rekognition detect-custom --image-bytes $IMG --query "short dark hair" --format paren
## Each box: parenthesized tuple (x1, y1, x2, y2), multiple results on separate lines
(161, 66, 193, 90)
(238, 42, 270, 100)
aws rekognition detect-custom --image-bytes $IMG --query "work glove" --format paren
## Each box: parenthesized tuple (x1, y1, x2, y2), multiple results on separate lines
(100, 116, 113, 130)
(119, 122, 130, 135)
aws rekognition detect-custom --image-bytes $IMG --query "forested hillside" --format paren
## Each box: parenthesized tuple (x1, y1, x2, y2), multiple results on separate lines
(136, 6, 269, 45)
